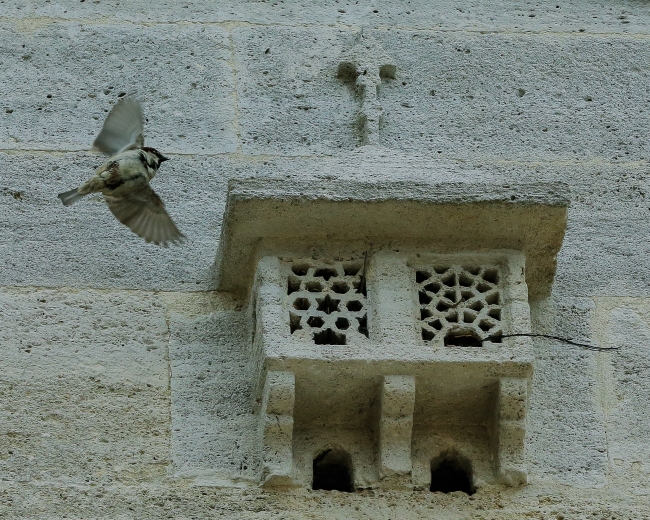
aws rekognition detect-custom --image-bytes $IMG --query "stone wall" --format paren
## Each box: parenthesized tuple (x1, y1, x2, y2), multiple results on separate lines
(1, 1, 649, 518)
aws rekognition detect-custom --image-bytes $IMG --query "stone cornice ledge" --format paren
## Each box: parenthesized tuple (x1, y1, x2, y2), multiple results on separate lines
(214, 178, 569, 301)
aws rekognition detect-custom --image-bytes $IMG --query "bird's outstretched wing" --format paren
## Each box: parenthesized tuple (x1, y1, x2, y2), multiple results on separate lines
(92, 98, 144, 156)
(105, 186, 185, 246)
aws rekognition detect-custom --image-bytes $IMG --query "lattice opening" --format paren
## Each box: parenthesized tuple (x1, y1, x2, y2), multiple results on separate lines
(288, 276, 301, 295)
(444, 328, 482, 348)
(286, 260, 368, 344)
(335, 317, 350, 330)
(312, 448, 354, 492)
(347, 300, 363, 312)
(294, 298, 310, 311)
(430, 452, 475, 495)
(356, 314, 369, 338)
(292, 264, 309, 276)
(307, 316, 324, 328)
(314, 268, 337, 281)
(314, 328, 346, 345)
(289, 313, 302, 334)
(332, 282, 350, 294)
(417, 265, 503, 344)
(317, 294, 340, 314)
(307, 281, 324, 292)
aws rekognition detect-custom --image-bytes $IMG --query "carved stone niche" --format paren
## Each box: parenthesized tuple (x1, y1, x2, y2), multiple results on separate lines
(214, 175, 568, 492)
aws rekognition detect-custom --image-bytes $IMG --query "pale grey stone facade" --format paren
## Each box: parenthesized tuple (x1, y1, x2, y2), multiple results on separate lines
(1, 1, 649, 517)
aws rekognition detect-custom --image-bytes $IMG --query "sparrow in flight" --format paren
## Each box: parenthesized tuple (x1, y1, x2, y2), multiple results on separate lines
(57, 98, 185, 246)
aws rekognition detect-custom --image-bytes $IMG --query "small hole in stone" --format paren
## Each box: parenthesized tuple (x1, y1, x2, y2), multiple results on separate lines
(314, 268, 338, 281)
(485, 292, 500, 305)
(307, 316, 325, 328)
(313, 448, 354, 492)
(332, 281, 350, 294)
(416, 271, 431, 283)
(467, 267, 480, 275)
(488, 308, 501, 320)
(460, 290, 473, 301)
(355, 278, 367, 297)
(357, 314, 369, 337)
(293, 298, 310, 310)
(429, 319, 443, 331)
(343, 264, 360, 276)
(347, 300, 363, 312)
(441, 272, 456, 287)
(434, 266, 449, 274)
(335, 317, 350, 330)
(436, 300, 449, 312)
(478, 320, 492, 332)
(292, 264, 309, 276)
(306, 281, 324, 292)
(483, 269, 499, 284)
(430, 452, 475, 494)
(463, 310, 476, 322)
(317, 294, 340, 314)
(446, 312, 458, 323)
(289, 313, 302, 334)
(459, 273, 473, 287)
(476, 282, 491, 293)
(424, 282, 441, 293)
(421, 308, 433, 320)
(288, 276, 301, 295)
(468, 300, 483, 311)
(313, 329, 346, 345)
(444, 329, 482, 347)
(422, 328, 435, 341)
(444, 289, 456, 301)
(420, 292, 433, 305)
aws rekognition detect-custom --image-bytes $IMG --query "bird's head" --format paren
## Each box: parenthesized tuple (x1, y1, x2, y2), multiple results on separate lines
(141, 147, 169, 169)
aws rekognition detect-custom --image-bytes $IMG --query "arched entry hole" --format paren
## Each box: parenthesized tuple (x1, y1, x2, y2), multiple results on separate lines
(312, 447, 354, 492)
(430, 451, 475, 495)
(444, 328, 482, 347)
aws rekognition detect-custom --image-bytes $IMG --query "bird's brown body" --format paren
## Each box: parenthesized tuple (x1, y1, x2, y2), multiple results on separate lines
(57, 99, 185, 246)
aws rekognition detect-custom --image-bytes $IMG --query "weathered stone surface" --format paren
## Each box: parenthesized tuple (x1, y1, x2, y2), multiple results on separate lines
(376, 30, 650, 163)
(1, 0, 649, 517)
(232, 26, 359, 155)
(0, 288, 169, 487)
(0, 22, 237, 154)
(527, 297, 608, 486)
(168, 309, 258, 484)
(3, 1, 649, 34)
(593, 298, 650, 495)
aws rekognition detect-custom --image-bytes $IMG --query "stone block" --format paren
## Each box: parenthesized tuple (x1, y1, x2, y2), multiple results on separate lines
(379, 375, 416, 487)
(0, 22, 237, 154)
(259, 371, 296, 487)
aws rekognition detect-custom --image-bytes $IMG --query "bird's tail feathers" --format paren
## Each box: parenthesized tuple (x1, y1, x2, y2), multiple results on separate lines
(57, 189, 87, 206)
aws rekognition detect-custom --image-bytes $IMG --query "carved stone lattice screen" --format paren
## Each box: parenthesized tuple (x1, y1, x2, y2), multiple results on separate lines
(416, 265, 503, 346)
(286, 260, 368, 345)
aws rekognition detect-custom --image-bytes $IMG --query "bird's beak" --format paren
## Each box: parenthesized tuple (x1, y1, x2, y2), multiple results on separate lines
(159, 155, 169, 163)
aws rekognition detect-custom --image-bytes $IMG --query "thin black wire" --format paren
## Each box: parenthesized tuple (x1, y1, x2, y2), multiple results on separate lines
(484, 333, 619, 352)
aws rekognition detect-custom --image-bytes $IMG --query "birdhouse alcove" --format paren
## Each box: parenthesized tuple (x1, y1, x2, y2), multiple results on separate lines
(214, 175, 568, 491)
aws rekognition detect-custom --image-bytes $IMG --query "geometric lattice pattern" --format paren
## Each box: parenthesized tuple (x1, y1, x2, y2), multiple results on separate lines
(286, 261, 368, 345)
(416, 266, 503, 345)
